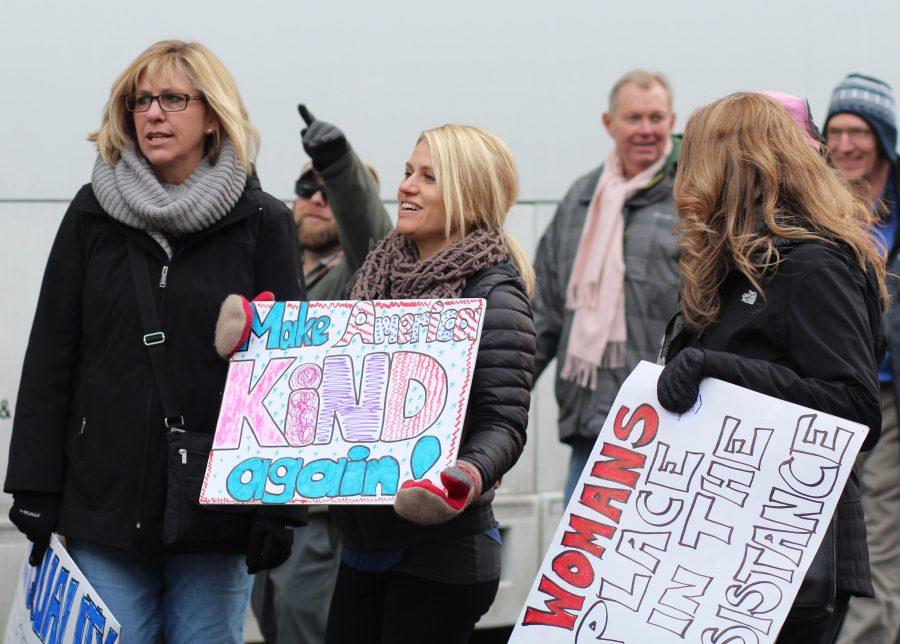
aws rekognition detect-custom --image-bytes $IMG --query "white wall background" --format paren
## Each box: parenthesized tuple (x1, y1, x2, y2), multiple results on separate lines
(2, 0, 900, 632)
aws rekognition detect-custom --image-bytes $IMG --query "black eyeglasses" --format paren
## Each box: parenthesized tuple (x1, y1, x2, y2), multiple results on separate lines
(124, 93, 204, 113)
(295, 178, 327, 203)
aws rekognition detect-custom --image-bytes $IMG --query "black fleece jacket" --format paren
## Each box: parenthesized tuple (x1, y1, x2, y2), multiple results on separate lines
(666, 240, 884, 450)
(663, 239, 885, 597)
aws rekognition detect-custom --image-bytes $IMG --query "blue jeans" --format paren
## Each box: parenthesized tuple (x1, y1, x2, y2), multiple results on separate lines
(564, 436, 597, 505)
(67, 539, 252, 644)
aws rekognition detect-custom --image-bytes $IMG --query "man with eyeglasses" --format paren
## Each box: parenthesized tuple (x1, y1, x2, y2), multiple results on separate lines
(251, 107, 391, 644)
(826, 73, 900, 644)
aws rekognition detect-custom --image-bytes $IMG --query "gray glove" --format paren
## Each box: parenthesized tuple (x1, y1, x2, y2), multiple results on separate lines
(298, 104, 348, 171)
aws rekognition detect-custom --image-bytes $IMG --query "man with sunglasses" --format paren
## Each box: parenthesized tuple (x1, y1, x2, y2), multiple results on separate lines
(294, 158, 383, 293)
(826, 74, 900, 644)
(251, 108, 391, 644)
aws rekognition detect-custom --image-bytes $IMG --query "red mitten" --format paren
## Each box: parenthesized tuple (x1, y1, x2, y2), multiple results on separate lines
(393, 460, 483, 525)
(214, 291, 274, 358)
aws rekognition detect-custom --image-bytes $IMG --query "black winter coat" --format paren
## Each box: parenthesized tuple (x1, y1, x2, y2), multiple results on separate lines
(332, 262, 536, 549)
(5, 176, 304, 552)
(662, 239, 885, 597)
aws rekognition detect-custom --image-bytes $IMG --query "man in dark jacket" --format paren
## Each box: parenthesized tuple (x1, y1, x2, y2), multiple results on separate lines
(827, 73, 900, 644)
(251, 111, 391, 644)
(532, 70, 681, 503)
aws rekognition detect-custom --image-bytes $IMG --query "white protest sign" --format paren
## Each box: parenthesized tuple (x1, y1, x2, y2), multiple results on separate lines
(512, 361, 867, 644)
(201, 298, 485, 505)
(4, 536, 121, 644)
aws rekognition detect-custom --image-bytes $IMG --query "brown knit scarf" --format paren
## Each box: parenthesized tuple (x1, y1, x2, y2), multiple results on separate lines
(349, 228, 509, 300)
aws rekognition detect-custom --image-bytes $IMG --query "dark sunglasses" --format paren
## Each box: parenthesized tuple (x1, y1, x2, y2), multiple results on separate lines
(294, 178, 327, 203)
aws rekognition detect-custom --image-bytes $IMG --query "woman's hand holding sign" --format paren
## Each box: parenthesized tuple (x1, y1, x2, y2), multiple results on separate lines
(214, 291, 275, 359)
(657, 347, 706, 414)
(393, 459, 484, 525)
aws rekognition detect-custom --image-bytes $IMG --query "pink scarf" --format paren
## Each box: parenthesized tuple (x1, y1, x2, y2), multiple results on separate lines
(562, 139, 673, 388)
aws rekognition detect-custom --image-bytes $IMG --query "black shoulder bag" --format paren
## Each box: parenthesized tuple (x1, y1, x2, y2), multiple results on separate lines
(127, 241, 251, 551)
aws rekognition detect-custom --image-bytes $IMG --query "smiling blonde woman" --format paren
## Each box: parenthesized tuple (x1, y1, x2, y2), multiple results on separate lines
(322, 124, 536, 644)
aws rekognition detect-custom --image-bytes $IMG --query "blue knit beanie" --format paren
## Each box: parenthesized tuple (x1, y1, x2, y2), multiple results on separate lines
(825, 73, 897, 163)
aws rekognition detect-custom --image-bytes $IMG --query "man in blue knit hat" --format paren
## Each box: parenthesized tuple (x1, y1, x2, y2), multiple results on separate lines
(827, 73, 900, 644)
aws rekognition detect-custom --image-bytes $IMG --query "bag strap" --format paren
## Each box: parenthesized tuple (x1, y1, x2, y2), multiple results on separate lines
(126, 241, 186, 433)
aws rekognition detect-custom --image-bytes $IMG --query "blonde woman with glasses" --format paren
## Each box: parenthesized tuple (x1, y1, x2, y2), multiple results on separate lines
(5, 40, 304, 643)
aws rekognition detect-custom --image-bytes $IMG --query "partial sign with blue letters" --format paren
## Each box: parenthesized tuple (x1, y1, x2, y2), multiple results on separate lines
(4, 536, 120, 643)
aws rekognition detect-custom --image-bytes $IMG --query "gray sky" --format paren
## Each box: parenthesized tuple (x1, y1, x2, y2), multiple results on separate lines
(2, 0, 899, 201)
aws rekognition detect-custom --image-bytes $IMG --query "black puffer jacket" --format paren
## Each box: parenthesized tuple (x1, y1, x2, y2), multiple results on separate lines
(332, 261, 536, 549)
(662, 239, 885, 597)
(5, 176, 304, 552)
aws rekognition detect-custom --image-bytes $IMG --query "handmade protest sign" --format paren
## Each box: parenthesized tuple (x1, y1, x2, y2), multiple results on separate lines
(4, 536, 121, 644)
(200, 298, 485, 506)
(512, 361, 868, 644)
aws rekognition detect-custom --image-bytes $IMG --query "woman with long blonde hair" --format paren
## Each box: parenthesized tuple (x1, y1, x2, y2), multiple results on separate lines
(321, 124, 535, 643)
(657, 92, 886, 643)
(5, 40, 303, 642)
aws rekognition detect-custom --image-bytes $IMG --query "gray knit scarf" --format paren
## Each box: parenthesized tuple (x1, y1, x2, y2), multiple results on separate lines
(91, 139, 247, 257)
(349, 228, 509, 300)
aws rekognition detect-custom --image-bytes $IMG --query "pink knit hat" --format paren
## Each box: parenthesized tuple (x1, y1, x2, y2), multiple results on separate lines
(761, 90, 822, 150)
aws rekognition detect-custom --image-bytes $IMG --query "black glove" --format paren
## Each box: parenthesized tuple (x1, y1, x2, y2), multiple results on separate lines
(298, 104, 349, 171)
(657, 347, 706, 414)
(9, 493, 60, 566)
(246, 514, 294, 574)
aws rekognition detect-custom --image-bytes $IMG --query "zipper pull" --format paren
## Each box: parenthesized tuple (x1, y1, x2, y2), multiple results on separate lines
(160, 265, 169, 288)
(79, 418, 86, 435)
(179, 448, 188, 465)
